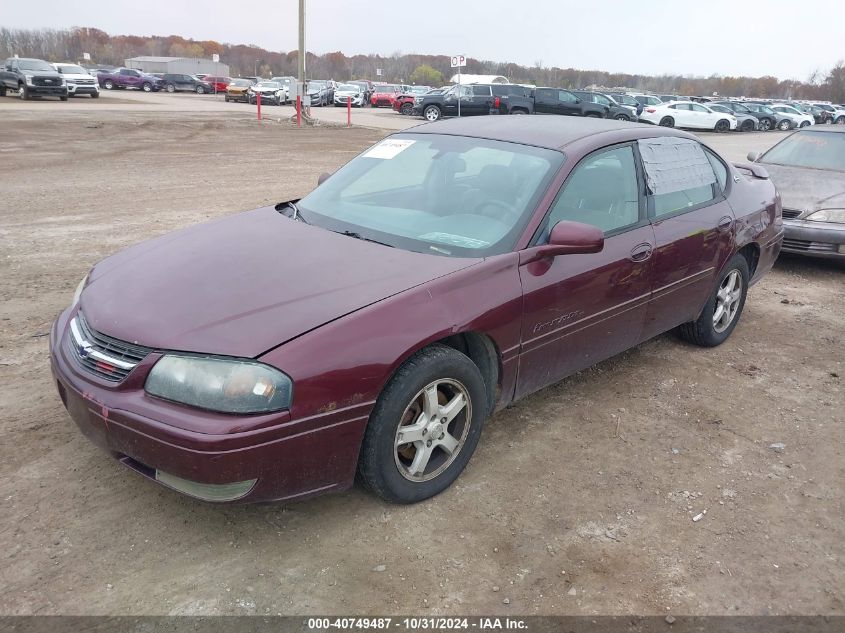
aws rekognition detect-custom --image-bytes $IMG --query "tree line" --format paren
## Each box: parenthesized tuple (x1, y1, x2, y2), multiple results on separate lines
(1, 26, 843, 102)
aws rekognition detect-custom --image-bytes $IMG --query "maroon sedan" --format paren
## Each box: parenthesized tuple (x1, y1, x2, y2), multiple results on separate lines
(50, 117, 783, 504)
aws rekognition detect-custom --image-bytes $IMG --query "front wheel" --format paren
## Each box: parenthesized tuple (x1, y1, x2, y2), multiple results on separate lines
(759, 117, 772, 131)
(195, 85, 205, 94)
(60, 95, 68, 101)
(799, 120, 810, 128)
(714, 119, 731, 133)
(777, 119, 791, 131)
(741, 119, 755, 132)
(91, 92, 99, 99)
(676, 254, 749, 347)
(614, 113, 630, 121)
(400, 102, 413, 115)
(18, 84, 29, 100)
(423, 105, 442, 121)
(166, 84, 176, 93)
(835, 116, 845, 125)
(358, 345, 487, 503)
(141, 82, 152, 92)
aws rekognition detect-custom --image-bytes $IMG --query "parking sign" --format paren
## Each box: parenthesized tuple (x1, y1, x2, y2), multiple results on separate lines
(450, 55, 466, 68)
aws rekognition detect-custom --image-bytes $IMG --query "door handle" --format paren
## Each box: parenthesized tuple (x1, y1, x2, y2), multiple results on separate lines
(629, 242, 653, 262)
(717, 215, 734, 232)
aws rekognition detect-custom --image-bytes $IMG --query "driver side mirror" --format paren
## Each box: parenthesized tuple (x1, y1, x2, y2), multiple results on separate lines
(317, 172, 332, 186)
(746, 151, 761, 162)
(522, 221, 604, 263)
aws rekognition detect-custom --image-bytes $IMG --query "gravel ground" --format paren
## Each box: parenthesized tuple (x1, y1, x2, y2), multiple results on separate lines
(0, 104, 842, 617)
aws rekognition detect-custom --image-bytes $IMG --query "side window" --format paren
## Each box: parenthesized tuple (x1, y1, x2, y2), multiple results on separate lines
(537, 88, 554, 101)
(704, 149, 728, 192)
(558, 90, 577, 103)
(691, 104, 708, 112)
(640, 139, 719, 217)
(594, 94, 612, 106)
(471, 85, 492, 97)
(546, 145, 641, 235)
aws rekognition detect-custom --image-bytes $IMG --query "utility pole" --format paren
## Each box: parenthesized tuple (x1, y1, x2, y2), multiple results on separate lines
(298, 0, 306, 94)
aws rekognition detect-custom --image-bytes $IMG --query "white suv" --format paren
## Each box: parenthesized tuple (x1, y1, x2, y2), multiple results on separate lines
(54, 63, 99, 98)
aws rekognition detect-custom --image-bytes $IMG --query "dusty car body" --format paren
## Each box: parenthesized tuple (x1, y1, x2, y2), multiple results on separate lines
(50, 117, 782, 505)
(750, 127, 845, 259)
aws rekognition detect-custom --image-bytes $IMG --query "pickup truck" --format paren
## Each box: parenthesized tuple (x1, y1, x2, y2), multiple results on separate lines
(413, 84, 534, 121)
(1, 57, 68, 100)
(414, 84, 612, 121)
(97, 68, 164, 92)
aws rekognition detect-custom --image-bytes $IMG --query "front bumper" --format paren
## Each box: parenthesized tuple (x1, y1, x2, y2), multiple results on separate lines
(49, 308, 369, 503)
(27, 85, 68, 97)
(334, 96, 363, 106)
(68, 84, 99, 95)
(781, 219, 845, 259)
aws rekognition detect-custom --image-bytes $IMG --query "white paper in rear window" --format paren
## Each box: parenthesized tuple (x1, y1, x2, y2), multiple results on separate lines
(638, 137, 715, 195)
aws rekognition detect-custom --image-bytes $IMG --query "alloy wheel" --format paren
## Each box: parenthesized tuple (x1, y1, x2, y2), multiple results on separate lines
(713, 270, 743, 333)
(394, 379, 472, 482)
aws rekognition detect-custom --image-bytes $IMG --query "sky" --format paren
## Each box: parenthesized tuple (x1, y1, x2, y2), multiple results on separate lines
(2, 0, 840, 81)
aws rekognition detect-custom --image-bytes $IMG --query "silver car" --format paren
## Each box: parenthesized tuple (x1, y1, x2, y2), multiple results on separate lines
(749, 127, 845, 259)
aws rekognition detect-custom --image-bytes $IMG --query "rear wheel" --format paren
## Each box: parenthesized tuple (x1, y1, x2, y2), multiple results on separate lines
(424, 105, 442, 121)
(759, 117, 772, 131)
(659, 116, 674, 127)
(358, 345, 487, 504)
(676, 254, 749, 347)
(103, 79, 114, 90)
(714, 119, 731, 133)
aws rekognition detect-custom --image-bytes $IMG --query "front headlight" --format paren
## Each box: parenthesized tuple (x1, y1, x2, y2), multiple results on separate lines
(25, 75, 34, 86)
(805, 209, 845, 223)
(145, 355, 292, 414)
(72, 274, 88, 307)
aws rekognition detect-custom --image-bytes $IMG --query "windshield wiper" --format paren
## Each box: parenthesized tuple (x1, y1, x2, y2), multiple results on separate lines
(278, 201, 310, 224)
(338, 230, 394, 248)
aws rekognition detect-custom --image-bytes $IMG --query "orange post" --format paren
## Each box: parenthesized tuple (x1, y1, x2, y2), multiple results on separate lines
(347, 96, 351, 127)
(296, 96, 302, 127)
(256, 93, 261, 120)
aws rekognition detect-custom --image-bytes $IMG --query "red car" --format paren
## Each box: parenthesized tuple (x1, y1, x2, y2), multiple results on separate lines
(50, 117, 782, 505)
(202, 75, 231, 92)
(371, 84, 400, 107)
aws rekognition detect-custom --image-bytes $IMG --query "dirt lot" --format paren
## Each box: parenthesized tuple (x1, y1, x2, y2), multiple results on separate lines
(0, 105, 842, 617)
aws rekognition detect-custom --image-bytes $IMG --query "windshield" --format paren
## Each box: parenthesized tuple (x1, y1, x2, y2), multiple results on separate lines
(297, 134, 563, 257)
(230, 79, 252, 87)
(58, 65, 87, 74)
(307, 82, 324, 91)
(256, 81, 280, 89)
(410, 86, 430, 94)
(762, 131, 845, 172)
(19, 59, 54, 72)
(375, 85, 398, 93)
(337, 84, 359, 91)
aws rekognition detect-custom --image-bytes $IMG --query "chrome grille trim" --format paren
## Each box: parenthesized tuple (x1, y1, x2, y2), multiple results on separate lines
(65, 313, 152, 382)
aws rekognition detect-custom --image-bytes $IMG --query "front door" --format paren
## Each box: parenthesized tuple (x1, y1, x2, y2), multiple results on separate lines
(638, 137, 735, 339)
(516, 143, 655, 399)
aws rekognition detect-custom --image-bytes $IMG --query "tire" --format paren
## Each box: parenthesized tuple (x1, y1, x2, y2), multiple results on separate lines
(142, 83, 152, 92)
(400, 102, 413, 115)
(714, 119, 731, 133)
(836, 116, 845, 125)
(0, 86, 6, 97)
(659, 116, 674, 127)
(510, 108, 527, 115)
(196, 85, 205, 94)
(18, 84, 28, 100)
(357, 344, 487, 504)
(777, 119, 791, 131)
(224, 94, 229, 102)
(90, 92, 99, 98)
(423, 105, 442, 122)
(799, 120, 810, 128)
(759, 117, 772, 131)
(166, 84, 175, 93)
(614, 113, 631, 121)
(586, 112, 600, 118)
(676, 254, 750, 347)
(741, 119, 755, 132)
(103, 79, 114, 90)
(60, 95, 68, 101)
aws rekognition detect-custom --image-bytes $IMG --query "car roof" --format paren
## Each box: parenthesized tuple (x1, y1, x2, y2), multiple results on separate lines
(795, 126, 845, 133)
(407, 116, 693, 151)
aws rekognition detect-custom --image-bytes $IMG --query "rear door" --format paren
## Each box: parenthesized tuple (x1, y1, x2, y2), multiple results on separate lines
(533, 88, 557, 114)
(516, 143, 655, 399)
(638, 137, 735, 339)
(467, 85, 493, 115)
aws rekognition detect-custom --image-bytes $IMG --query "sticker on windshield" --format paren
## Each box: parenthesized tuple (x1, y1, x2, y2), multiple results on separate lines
(363, 139, 416, 159)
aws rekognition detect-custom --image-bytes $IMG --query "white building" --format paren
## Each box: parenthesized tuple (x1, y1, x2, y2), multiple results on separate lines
(449, 74, 509, 84)
(125, 56, 230, 76)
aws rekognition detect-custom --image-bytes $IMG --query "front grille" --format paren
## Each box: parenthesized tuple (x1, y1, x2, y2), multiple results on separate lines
(782, 238, 837, 253)
(74, 78, 96, 85)
(782, 208, 802, 219)
(65, 312, 152, 382)
(33, 76, 60, 86)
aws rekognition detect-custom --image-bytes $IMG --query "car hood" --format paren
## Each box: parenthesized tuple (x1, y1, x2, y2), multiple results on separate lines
(81, 206, 480, 357)
(762, 163, 845, 213)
